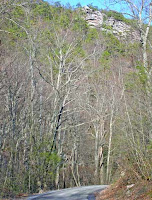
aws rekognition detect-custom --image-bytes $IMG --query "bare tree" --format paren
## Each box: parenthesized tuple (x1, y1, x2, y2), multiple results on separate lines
(108, 0, 152, 71)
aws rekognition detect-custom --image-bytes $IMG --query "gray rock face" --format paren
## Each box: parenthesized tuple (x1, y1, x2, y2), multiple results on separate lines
(105, 17, 140, 41)
(82, 6, 104, 28)
(82, 7, 140, 41)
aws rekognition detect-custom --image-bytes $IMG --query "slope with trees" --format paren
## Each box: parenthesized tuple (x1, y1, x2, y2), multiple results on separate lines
(0, 0, 152, 198)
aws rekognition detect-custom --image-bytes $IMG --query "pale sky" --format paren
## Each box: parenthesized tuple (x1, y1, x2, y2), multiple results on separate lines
(47, 0, 103, 7)
(46, 0, 122, 11)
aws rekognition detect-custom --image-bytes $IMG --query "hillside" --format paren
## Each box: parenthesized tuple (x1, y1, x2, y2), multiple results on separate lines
(82, 6, 140, 41)
(96, 179, 152, 200)
(0, 0, 152, 198)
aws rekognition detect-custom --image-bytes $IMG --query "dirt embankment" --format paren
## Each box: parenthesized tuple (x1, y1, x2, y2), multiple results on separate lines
(96, 178, 152, 200)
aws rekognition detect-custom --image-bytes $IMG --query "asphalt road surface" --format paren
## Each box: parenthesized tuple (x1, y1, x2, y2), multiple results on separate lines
(27, 185, 107, 200)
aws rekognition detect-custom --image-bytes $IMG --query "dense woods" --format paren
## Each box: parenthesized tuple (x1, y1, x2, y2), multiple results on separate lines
(0, 0, 152, 198)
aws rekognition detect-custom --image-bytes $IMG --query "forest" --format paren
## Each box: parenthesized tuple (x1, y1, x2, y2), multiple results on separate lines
(0, 0, 152, 198)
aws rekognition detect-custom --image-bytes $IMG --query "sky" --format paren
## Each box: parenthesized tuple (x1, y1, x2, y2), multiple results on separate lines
(46, 0, 122, 12)
(48, 0, 104, 7)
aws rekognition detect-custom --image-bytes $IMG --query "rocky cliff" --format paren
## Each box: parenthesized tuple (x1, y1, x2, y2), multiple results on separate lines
(83, 6, 104, 28)
(82, 6, 140, 41)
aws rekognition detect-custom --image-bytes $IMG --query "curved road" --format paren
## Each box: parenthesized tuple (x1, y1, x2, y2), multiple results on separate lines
(27, 185, 107, 200)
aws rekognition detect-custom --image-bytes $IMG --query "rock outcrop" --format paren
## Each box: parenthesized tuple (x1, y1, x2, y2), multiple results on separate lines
(104, 17, 140, 41)
(82, 6, 140, 41)
(82, 6, 104, 28)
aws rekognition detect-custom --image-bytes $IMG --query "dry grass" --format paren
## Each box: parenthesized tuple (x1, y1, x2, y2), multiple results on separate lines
(0, 193, 29, 200)
(96, 178, 152, 200)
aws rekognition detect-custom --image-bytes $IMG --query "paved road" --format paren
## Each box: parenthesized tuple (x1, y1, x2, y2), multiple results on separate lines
(27, 185, 107, 200)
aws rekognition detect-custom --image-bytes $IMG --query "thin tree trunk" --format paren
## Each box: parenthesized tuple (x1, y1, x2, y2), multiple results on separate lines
(106, 108, 114, 184)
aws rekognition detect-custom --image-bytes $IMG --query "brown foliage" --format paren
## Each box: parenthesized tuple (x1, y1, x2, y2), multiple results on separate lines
(96, 178, 152, 200)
